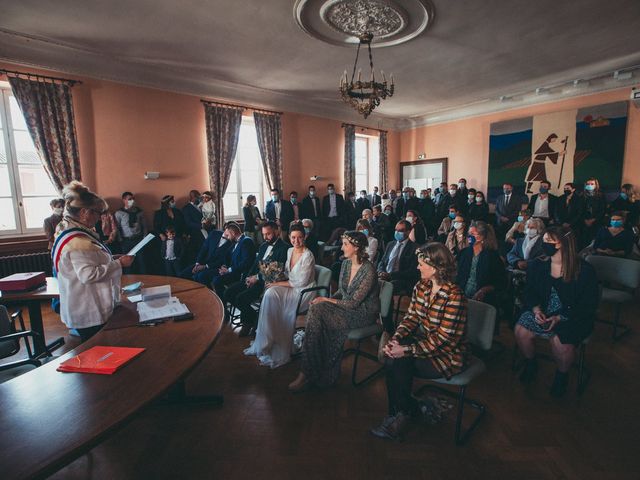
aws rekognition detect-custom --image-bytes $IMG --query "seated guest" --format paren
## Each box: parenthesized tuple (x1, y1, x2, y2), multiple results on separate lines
(505, 209, 531, 246)
(161, 226, 184, 276)
(445, 214, 469, 258)
(301, 218, 320, 261)
(44, 198, 64, 250)
(555, 182, 583, 230)
(212, 222, 256, 296)
(515, 226, 598, 397)
(243, 194, 263, 243)
(592, 212, 634, 257)
(361, 208, 373, 223)
(371, 243, 467, 441)
(468, 191, 489, 222)
(507, 218, 545, 270)
(456, 221, 505, 305)
(54, 181, 134, 342)
(356, 218, 378, 261)
(406, 209, 427, 245)
(528, 180, 558, 225)
(244, 224, 316, 368)
(418, 189, 436, 231)
(180, 225, 234, 285)
(224, 222, 288, 336)
(154, 194, 186, 239)
(200, 191, 218, 231)
(289, 231, 380, 392)
(382, 204, 398, 242)
(371, 205, 390, 242)
(377, 221, 419, 331)
(437, 205, 459, 241)
(95, 209, 119, 252)
(114, 191, 146, 274)
(608, 184, 638, 226)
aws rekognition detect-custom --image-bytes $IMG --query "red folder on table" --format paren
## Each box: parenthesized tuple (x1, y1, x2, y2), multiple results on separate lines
(57, 346, 145, 375)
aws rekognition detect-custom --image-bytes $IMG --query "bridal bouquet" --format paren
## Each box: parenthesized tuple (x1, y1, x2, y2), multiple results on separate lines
(259, 260, 285, 283)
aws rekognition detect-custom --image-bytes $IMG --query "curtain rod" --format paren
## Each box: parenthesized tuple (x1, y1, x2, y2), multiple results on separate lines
(200, 99, 282, 115)
(341, 122, 387, 133)
(0, 68, 81, 85)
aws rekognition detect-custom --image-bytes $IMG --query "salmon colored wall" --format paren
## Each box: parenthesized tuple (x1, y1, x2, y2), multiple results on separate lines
(398, 89, 640, 194)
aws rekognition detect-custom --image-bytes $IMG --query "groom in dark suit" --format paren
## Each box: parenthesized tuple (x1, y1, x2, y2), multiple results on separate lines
(180, 228, 233, 285)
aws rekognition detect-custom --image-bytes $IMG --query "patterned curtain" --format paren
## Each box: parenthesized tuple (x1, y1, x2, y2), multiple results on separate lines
(253, 111, 283, 191)
(204, 104, 243, 223)
(343, 124, 356, 194)
(379, 131, 388, 192)
(8, 77, 81, 193)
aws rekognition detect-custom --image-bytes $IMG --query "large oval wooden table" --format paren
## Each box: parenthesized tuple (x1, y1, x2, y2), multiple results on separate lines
(0, 275, 224, 480)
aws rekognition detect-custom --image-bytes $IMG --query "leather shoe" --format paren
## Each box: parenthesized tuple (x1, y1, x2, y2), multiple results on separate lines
(370, 412, 411, 441)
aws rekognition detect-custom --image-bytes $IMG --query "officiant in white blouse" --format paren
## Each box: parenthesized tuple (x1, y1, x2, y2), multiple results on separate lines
(244, 223, 316, 368)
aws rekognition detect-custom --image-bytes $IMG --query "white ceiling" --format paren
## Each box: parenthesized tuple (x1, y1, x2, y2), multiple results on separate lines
(0, 0, 639, 129)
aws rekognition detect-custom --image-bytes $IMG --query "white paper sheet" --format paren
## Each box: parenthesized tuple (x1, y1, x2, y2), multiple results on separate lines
(137, 296, 190, 322)
(127, 233, 156, 256)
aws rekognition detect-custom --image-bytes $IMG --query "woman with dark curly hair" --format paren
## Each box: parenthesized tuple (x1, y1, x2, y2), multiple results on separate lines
(288, 231, 380, 392)
(371, 242, 468, 441)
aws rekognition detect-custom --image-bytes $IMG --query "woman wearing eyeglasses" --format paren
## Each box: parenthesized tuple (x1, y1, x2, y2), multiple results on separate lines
(53, 181, 134, 342)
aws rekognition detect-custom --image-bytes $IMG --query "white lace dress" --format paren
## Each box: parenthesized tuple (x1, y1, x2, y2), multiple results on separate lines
(244, 247, 316, 368)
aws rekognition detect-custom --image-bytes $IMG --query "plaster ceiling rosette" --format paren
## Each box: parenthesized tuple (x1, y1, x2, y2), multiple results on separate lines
(294, 0, 435, 47)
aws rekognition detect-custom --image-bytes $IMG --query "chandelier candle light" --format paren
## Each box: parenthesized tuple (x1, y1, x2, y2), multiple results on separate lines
(339, 32, 394, 118)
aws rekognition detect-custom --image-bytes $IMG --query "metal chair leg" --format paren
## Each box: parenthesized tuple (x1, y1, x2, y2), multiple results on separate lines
(344, 339, 384, 387)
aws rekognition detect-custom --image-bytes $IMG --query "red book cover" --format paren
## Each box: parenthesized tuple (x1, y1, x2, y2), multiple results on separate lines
(0, 272, 46, 292)
(57, 346, 145, 375)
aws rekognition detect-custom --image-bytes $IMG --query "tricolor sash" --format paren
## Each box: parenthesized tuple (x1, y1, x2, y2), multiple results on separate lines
(52, 227, 112, 274)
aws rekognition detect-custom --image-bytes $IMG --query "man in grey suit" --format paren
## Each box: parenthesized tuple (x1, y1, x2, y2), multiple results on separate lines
(494, 182, 522, 237)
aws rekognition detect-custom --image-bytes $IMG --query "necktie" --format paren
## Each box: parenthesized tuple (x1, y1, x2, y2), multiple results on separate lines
(387, 242, 402, 273)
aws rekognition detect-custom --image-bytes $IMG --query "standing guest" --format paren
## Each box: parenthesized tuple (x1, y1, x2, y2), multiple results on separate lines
(200, 190, 218, 232)
(507, 218, 545, 270)
(406, 209, 427, 245)
(301, 218, 320, 261)
(468, 191, 490, 223)
(95, 209, 119, 252)
(579, 177, 607, 249)
(265, 188, 293, 240)
(593, 212, 634, 257)
(494, 182, 522, 235)
(505, 209, 532, 246)
(463, 188, 477, 215)
(301, 185, 322, 233)
(161, 226, 184, 276)
(289, 231, 380, 392)
(382, 204, 398, 241)
(371, 243, 467, 441)
(388, 189, 399, 211)
(381, 193, 392, 210)
(528, 180, 558, 225)
(244, 224, 316, 368)
(395, 187, 420, 219)
(608, 184, 638, 226)
(369, 186, 382, 208)
(224, 222, 288, 337)
(434, 182, 449, 211)
(345, 191, 359, 228)
(180, 227, 234, 285)
(356, 190, 372, 218)
(289, 191, 301, 223)
(515, 227, 598, 397)
(456, 221, 505, 306)
(53, 181, 134, 342)
(322, 183, 346, 238)
(371, 204, 391, 243)
(445, 214, 469, 258)
(114, 191, 146, 274)
(212, 222, 256, 297)
(356, 218, 379, 261)
(242, 194, 264, 244)
(377, 221, 419, 332)
(182, 189, 204, 263)
(154, 194, 186, 239)
(44, 198, 64, 250)
(555, 182, 583, 230)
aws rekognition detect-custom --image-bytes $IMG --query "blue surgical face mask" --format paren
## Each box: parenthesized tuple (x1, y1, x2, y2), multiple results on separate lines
(402, 192, 409, 200)
(420, 194, 426, 199)
(503, 188, 512, 195)
(610, 220, 624, 228)
(384, 210, 391, 216)
(517, 215, 524, 222)
(468, 235, 476, 246)
(290, 197, 297, 204)
(169, 201, 176, 208)
(394, 231, 406, 242)
(539, 186, 549, 194)
(584, 184, 595, 192)
(620, 192, 628, 200)
(361, 229, 369, 236)
(448, 212, 456, 219)
(271, 195, 279, 202)
(304, 227, 311, 234)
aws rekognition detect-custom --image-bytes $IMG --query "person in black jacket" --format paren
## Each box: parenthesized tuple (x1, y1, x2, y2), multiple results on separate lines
(242, 194, 263, 243)
(265, 188, 294, 240)
(608, 183, 638, 226)
(456, 220, 505, 307)
(301, 185, 322, 233)
(527, 180, 558, 225)
(468, 191, 490, 223)
(395, 187, 421, 219)
(515, 226, 598, 397)
(555, 182, 583, 230)
(579, 177, 607, 249)
(322, 183, 345, 238)
(223, 222, 289, 336)
(418, 189, 436, 230)
(182, 189, 204, 264)
(355, 190, 371, 218)
(154, 194, 187, 239)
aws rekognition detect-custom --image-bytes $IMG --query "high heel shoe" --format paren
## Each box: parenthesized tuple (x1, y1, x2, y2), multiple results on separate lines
(288, 373, 310, 393)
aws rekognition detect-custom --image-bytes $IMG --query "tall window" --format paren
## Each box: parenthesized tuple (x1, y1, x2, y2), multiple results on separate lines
(0, 87, 58, 236)
(222, 117, 269, 221)
(354, 133, 380, 193)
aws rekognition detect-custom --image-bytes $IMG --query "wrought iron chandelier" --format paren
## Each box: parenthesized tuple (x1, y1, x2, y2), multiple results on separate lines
(339, 32, 394, 118)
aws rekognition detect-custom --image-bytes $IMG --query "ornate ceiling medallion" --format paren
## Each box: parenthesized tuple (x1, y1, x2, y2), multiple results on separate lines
(294, 0, 435, 47)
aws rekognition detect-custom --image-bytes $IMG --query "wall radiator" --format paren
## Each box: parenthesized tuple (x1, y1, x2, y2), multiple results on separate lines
(0, 252, 52, 278)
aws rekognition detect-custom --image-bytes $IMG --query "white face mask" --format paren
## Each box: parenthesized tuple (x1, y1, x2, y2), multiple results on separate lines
(458, 182, 466, 188)
(525, 228, 538, 238)
(449, 189, 457, 196)
(453, 221, 463, 230)
(405, 216, 414, 223)
(468, 194, 474, 200)
(127, 199, 135, 208)
(475, 196, 483, 203)
(53, 207, 63, 215)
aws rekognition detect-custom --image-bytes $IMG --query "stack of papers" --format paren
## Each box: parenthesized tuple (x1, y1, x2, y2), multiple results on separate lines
(137, 296, 190, 323)
(57, 346, 145, 375)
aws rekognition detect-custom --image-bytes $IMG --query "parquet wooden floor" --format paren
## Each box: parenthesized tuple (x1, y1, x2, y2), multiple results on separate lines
(4, 300, 640, 479)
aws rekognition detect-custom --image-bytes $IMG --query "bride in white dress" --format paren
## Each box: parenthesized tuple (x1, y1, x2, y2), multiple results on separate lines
(244, 224, 316, 368)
